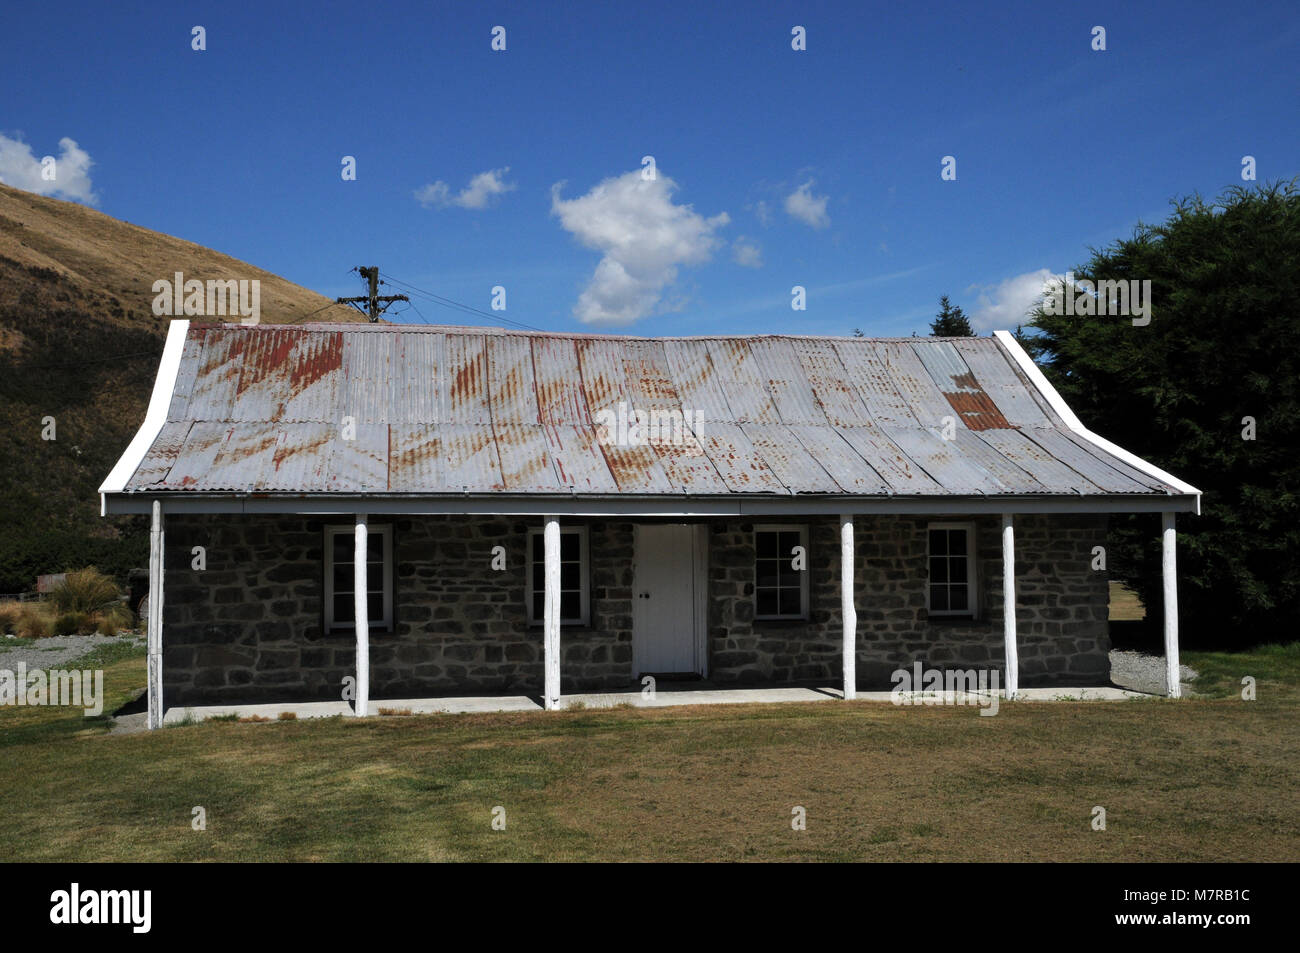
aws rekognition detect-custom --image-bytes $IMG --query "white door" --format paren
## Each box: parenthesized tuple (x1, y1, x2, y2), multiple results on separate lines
(633, 524, 704, 676)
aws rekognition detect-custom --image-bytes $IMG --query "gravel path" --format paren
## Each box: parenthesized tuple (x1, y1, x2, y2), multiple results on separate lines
(0, 633, 144, 671)
(1109, 648, 1198, 695)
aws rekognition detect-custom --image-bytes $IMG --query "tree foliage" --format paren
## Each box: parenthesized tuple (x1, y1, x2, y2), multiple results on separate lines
(1027, 181, 1300, 646)
(930, 295, 974, 336)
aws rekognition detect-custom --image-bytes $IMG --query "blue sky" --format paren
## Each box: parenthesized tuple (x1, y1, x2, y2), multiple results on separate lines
(3, 0, 1297, 336)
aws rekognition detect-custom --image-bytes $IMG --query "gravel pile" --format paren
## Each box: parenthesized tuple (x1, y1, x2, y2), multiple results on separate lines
(1109, 648, 1198, 695)
(0, 633, 143, 671)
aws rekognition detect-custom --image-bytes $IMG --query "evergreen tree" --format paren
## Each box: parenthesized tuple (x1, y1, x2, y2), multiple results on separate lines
(930, 295, 974, 336)
(1027, 180, 1300, 646)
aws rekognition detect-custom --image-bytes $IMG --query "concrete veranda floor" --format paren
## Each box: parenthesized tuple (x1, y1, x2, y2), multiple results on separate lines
(127, 682, 1156, 729)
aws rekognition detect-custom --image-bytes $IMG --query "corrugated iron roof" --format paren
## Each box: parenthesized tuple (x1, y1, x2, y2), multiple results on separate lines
(121, 323, 1185, 498)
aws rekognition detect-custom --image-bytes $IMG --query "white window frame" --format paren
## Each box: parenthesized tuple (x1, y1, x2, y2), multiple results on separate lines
(926, 521, 977, 617)
(324, 524, 394, 631)
(754, 524, 810, 621)
(526, 525, 590, 626)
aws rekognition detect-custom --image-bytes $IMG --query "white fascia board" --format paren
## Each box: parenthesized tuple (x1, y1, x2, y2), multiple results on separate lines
(994, 329, 1202, 515)
(98, 319, 190, 515)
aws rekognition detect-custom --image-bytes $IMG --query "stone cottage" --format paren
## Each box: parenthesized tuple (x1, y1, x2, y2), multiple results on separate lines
(101, 321, 1200, 727)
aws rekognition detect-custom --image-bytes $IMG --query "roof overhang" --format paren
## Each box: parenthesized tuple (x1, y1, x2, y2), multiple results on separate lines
(101, 491, 1201, 517)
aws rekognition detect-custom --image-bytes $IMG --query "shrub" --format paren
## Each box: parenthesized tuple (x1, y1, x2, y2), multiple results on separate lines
(54, 612, 90, 636)
(15, 605, 54, 639)
(0, 601, 23, 634)
(47, 566, 132, 630)
(98, 618, 119, 638)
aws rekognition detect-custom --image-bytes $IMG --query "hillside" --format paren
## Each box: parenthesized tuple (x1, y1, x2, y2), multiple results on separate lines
(0, 182, 356, 591)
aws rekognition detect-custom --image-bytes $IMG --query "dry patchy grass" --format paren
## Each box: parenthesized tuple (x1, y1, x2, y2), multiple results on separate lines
(0, 646, 1296, 862)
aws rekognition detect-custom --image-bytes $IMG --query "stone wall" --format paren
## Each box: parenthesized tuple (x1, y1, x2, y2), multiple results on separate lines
(161, 512, 1109, 706)
(708, 514, 1110, 688)
(162, 515, 634, 706)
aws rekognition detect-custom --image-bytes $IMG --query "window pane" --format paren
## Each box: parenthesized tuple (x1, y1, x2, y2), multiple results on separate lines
(929, 529, 947, 556)
(532, 533, 544, 561)
(560, 531, 579, 561)
(779, 531, 801, 557)
(532, 563, 544, 591)
(756, 589, 778, 617)
(756, 559, 779, 589)
(368, 593, 384, 623)
(929, 557, 948, 583)
(949, 529, 967, 556)
(532, 592, 544, 620)
(931, 585, 949, 611)
(333, 594, 352, 623)
(333, 533, 352, 563)
(366, 534, 383, 562)
(779, 588, 802, 616)
(949, 585, 969, 611)
(560, 591, 581, 620)
(333, 564, 353, 594)
(949, 556, 967, 584)
(560, 562, 580, 590)
(756, 531, 778, 559)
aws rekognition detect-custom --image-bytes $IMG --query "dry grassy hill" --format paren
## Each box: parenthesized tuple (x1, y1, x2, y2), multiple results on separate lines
(0, 182, 357, 591)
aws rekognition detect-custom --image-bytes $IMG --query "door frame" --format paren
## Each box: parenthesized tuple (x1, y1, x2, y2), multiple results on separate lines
(632, 523, 710, 678)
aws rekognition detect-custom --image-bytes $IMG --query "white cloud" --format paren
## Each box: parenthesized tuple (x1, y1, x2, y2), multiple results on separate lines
(967, 268, 1057, 331)
(784, 179, 829, 229)
(551, 170, 729, 326)
(415, 167, 515, 209)
(0, 134, 97, 204)
(753, 199, 772, 226)
(732, 237, 763, 268)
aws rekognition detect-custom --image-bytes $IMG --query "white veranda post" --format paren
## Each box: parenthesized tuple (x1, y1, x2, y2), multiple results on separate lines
(840, 514, 856, 700)
(1162, 512, 1181, 698)
(147, 500, 165, 730)
(543, 516, 561, 709)
(354, 514, 370, 717)
(1001, 513, 1018, 699)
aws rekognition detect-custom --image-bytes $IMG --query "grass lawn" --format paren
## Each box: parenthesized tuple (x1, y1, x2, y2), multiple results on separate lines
(1, 641, 1297, 862)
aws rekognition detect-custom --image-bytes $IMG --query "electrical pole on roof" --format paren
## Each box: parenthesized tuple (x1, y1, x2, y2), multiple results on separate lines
(335, 266, 409, 323)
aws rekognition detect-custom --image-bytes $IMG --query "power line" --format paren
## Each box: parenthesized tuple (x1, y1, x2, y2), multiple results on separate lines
(377, 272, 543, 332)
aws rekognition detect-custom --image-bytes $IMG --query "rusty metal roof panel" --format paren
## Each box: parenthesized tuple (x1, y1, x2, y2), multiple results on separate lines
(1054, 429, 1175, 492)
(834, 426, 944, 494)
(620, 339, 681, 411)
(661, 339, 735, 428)
(792, 339, 873, 427)
(912, 340, 1012, 431)
(532, 335, 590, 427)
(705, 339, 780, 424)
(436, 423, 502, 492)
(442, 333, 491, 425)
(784, 425, 890, 494)
(881, 427, 1004, 494)
(830, 340, 916, 427)
(575, 338, 627, 422)
(974, 429, 1102, 493)
(741, 423, 841, 493)
(389, 425, 442, 492)
(493, 423, 559, 491)
(694, 421, 787, 493)
(158, 422, 232, 489)
(487, 334, 541, 424)
(115, 324, 1191, 500)
(952, 338, 1059, 429)
(945, 429, 1047, 493)
(746, 338, 825, 425)
(543, 424, 618, 492)
(337, 331, 395, 424)
(131, 420, 191, 487)
(875, 342, 961, 430)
